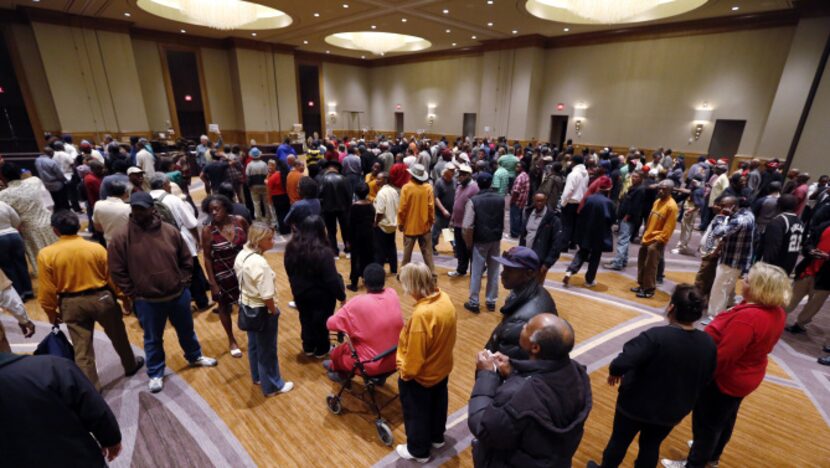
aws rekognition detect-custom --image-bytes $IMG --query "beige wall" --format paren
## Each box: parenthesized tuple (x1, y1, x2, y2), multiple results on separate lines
(202, 47, 242, 131)
(791, 55, 830, 177)
(368, 55, 483, 135)
(323, 62, 370, 132)
(233, 48, 298, 134)
(132, 40, 170, 133)
(5, 23, 59, 133)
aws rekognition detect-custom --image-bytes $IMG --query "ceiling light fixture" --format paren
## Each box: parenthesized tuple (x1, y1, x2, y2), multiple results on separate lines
(443, 9, 449, 13)
(452, 42, 457, 46)
(251, 32, 256, 36)
(471, 35, 477, 39)
(487, 0, 494, 4)
(512, 29, 518, 34)
(326, 50, 331, 54)
(314, 12, 320, 17)
(361, 55, 366, 59)
(303, 40, 309, 44)
(326, 31, 431, 56)
(180, 29, 186, 33)
(139, 0, 291, 30)
(124, 12, 131, 16)
(731, 6, 739, 11)
(446, 29, 451, 33)
(401, 17, 407, 22)
(371, 25, 377, 29)
(526, 0, 706, 24)
(343, 3, 349, 8)
(487, 22, 493, 26)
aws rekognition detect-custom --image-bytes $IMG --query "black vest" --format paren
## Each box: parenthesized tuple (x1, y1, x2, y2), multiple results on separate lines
(472, 189, 505, 243)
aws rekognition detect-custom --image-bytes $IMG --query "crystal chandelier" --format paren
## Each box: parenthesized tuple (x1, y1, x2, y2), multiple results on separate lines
(562, 0, 661, 23)
(178, 0, 259, 30)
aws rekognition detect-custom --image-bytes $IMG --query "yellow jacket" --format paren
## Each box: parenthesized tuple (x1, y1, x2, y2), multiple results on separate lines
(397, 290, 457, 387)
(642, 196, 679, 246)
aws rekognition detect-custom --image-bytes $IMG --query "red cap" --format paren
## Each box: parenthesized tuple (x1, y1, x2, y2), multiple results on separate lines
(718, 158, 729, 165)
(707, 158, 717, 165)
(642, 165, 651, 172)
(598, 178, 613, 191)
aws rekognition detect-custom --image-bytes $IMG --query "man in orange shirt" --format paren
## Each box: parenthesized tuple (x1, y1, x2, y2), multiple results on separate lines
(397, 164, 435, 272)
(286, 159, 305, 205)
(632, 180, 678, 298)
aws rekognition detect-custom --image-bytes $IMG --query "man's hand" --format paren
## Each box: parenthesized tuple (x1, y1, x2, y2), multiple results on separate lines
(493, 352, 512, 378)
(539, 265, 550, 277)
(607, 374, 621, 386)
(46, 311, 61, 326)
(441, 208, 450, 218)
(810, 249, 830, 260)
(398, 224, 405, 233)
(475, 350, 497, 372)
(101, 443, 122, 462)
(18, 321, 35, 338)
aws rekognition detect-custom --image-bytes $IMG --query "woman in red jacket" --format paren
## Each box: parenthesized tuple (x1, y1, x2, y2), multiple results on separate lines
(662, 262, 791, 468)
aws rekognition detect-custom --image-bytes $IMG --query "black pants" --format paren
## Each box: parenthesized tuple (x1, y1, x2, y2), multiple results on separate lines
(373, 227, 397, 274)
(600, 409, 673, 468)
(567, 246, 602, 284)
(0, 232, 33, 297)
(453, 227, 470, 274)
(323, 211, 350, 255)
(272, 194, 291, 235)
(67, 175, 82, 211)
(560, 203, 579, 251)
(350, 230, 375, 287)
(190, 257, 210, 309)
(296, 293, 335, 355)
(687, 383, 743, 467)
(50, 185, 70, 211)
(399, 377, 449, 459)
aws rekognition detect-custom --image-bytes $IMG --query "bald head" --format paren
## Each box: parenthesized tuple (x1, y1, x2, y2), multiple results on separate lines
(520, 313, 575, 360)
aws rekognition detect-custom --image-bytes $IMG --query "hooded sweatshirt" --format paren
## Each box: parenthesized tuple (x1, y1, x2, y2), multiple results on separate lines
(468, 358, 592, 467)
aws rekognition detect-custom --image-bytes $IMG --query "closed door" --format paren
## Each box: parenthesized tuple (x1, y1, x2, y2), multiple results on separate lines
(395, 112, 404, 135)
(549, 115, 568, 150)
(707, 119, 746, 161)
(463, 113, 477, 138)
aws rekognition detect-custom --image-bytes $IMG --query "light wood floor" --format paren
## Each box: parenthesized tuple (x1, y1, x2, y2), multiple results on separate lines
(15, 182, 830, 467)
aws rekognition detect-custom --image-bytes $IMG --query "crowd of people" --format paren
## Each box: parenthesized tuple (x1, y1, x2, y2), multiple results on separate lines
(0, 131, 828, 467)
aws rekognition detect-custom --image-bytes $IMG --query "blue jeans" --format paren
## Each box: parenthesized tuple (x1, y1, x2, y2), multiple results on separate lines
(469, 241, 500, 307)
(611, 220, 634, 268)
(509, 204, 523, 237)
(134, 289, 202, 378)
(247, 312, 286, 395)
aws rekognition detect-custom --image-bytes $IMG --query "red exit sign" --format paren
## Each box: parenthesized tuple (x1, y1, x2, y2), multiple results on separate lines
(556, 103, 565, 111)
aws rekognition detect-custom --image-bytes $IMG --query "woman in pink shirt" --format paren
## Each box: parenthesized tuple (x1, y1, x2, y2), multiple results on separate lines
(324, 264, 404, 381)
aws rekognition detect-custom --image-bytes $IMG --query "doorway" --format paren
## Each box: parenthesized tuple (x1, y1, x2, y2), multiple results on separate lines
(707, 119, 746, 160)
(549, 115, 568, 150)
(0, 34, 37, 153)
(463, 113, 477, 139)
(395, 112, 404, 135)
(298, 65, 322, 138)
(164, 49, 208, 142)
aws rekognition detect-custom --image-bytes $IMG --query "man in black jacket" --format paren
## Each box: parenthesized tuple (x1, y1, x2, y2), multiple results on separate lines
(464, 173, 505, 313)
(0, 353, 123, 466)
(762, 194, 804, 275)
(604, 171, 646, 270)
(520, 193, 563, 278)
(564, 179, 615, 288)
(469, 313, 591, 467)
(317, 160, 352, 256)
(486, 246, 557, 359)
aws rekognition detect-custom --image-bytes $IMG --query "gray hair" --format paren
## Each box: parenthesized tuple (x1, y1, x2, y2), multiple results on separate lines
(149, 173, 169, 190)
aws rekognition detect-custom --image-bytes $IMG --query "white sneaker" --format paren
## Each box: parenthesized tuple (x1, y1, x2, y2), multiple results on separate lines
(279, 381, 294, 394)
(447, 271, 464, 277)
(687, 440, 693, 449)
(671, 248, 681, 255)
(189, 356, 218, 367)
(584, 281, 597, 288)
(288, 301, 297, 308)
(395, 444, 429, 463)
(432, 441, 446, 449)
(660, 459, 686, 468)
(149, 377, 164, 393)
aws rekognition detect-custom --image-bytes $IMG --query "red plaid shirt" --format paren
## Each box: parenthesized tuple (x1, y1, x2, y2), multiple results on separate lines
(511, 172, 530, 207)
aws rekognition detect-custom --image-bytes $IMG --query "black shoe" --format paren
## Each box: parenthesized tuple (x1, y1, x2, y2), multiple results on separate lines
(630, 286, 643, 293)
(125, 356, 145, 377)
(586, 461, 600, 468)
(486, 302, 496, 312)
(346, 284, 358, 292)
(464, 302, 480, 314)
(636, 289, 655, 298)
(785, 323, 807, 334)
(819, 356, 830, 366)
(657, 277, 664, 285)
(823, 344, 830, 353)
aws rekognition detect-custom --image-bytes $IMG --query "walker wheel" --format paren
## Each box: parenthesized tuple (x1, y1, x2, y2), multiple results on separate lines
(376, 419, 394, 446)
(326, 395, 342, 415)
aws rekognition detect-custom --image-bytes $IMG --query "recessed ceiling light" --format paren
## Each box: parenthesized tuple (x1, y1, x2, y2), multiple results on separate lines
(303, 40, 309, 44)
(401, 18, 407, 22)
(563, 27, 570, 32)
(32, 0, 40, 2)
(452, 42, 457, 46)
(446, 29, 451, 33)
(512, 30, 518, 34)
(471, 35, 477, 39)
(487, 0, 494, 4)
(731, 6, 739, 11)
(443, 9, 449, 14)
(342, 3, 349, 8)
(313, 12, 320, 17)
(487, 22, 493, 27)
(361, 55, 366, 59)
(180, 29, 186, 33)
(326, 50, 330, 54)
(251, 32, 257, 36)
(124, 12, 131, 17)
(371, 25, 377, 29)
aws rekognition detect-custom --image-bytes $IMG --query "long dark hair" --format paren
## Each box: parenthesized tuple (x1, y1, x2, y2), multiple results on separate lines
(284, 215, 333, 277)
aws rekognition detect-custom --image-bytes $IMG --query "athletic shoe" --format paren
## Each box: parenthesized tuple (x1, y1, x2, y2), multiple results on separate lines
(149, 377, 163, 393)
(818, 356, 830, 366)
(660, 460, 686, 468)
(785, 323, 807, 334)
(602, 262, 623, 271)
(432, 441, 446, 449)
(279, 382, 294, 393)
(189, 356, 218, 367)
(630, 286, 643, 293)
(288, 301, 297, 308)
(447, 271, 465, 277)
(562, 272, 571, 287)
(586, 462, 600, 468)
(464, 301, 480, 314)
(584, 281, 597, 288)
(486, 302, 496, 312)
(395, 444, 429, 463)
(636, 289, 655, 298)
(823, 344, 830, 353)
(125, 356, 145, 377)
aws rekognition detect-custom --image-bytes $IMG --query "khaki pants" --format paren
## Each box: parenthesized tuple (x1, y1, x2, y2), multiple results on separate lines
(637, 242, 664, 291)
(249, 185, 273, 224)
(402, 233, 435, 272)
(787, 276, 830, 327)
(707, 264, 741, 318)
(695, 255, 719, 297)
(61, 290, 137, 390)
(677, 207, 699, 251)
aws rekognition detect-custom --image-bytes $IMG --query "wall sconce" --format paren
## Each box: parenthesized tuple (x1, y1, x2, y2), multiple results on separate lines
(573, 103, 587, 137)
(327, 102, 337, 125)
(427, 103, 437, 126)
(692, 102, 713, 141)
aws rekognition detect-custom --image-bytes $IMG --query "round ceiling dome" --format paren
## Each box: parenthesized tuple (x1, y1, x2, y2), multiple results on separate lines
(525, 0, 708, 25)
(137, 0, 292, 30)
(325, 31, 431, 56)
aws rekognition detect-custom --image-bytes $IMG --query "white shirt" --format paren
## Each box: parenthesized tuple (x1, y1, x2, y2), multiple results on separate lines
(92, 197, 131, 242)
(373, 184, 400, 233)
(89, 150, 105, 165)
(234, 246, 276, 308)
(560, 164, 589, 206)
(53, 151, 74, 179)
(150, 189, 199, 256)
(0, 200, 21, 236)
(64, 143, 78, 160)
(136, 149, 155, 177)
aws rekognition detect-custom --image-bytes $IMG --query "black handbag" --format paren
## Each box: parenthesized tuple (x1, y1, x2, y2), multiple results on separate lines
(237, 252, 268, 332)
(34, 325, 75, 361)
